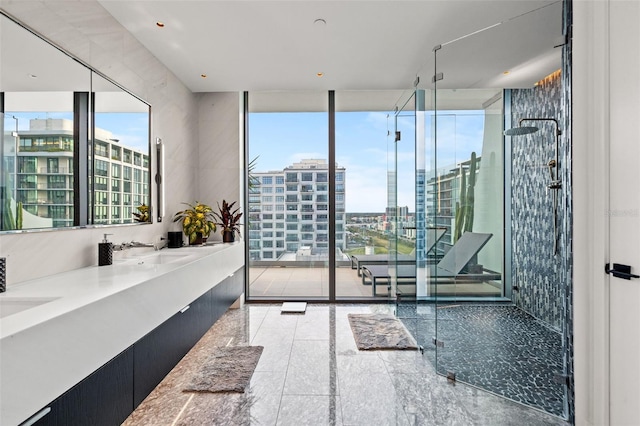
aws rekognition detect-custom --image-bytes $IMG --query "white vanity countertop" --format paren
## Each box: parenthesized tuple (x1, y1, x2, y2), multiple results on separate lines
(0, 242, 244, 426)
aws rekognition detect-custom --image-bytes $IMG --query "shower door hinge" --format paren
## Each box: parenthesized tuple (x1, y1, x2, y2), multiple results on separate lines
(432, 72, 444, 83)
(432, 337, 444, 348)
(395, 131, 401, 142)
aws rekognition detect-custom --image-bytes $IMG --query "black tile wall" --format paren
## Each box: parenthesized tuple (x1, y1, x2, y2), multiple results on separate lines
(561, 0, 574, 421)
(511, 71, 564, 331)
(510, 0, 573, 419)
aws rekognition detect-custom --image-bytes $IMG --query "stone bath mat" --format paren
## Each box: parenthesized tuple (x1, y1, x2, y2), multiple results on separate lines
(348, 313, 418, 350)
(184, 346, 264, 393)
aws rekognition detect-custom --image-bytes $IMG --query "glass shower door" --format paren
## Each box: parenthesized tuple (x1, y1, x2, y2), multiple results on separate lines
(428, 5, 568, 419)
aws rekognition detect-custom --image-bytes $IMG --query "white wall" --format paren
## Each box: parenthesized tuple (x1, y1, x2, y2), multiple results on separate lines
(196, 92, 244, 242)
(0, 1, 231, 285)
(573, 0, 613, 424)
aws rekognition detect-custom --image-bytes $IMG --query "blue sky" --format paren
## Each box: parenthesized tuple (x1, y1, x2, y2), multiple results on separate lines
(4, 111, 149, 152)
(249, 110, 485, 213)
(94, 113, 149, 151)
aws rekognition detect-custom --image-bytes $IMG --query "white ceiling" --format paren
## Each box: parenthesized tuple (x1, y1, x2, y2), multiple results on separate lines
(1, 13, 149, 112)
(98, 0, 563, 93)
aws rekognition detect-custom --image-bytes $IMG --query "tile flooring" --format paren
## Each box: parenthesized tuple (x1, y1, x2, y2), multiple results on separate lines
(124, 304, 569, 426)
(397, 304, 565, 417)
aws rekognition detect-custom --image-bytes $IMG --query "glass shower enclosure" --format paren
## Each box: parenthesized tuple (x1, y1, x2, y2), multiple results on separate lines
(390, 3, 570, 418)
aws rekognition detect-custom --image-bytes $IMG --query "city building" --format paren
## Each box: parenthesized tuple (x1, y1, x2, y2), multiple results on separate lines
(3, 118, 149, 229)
(249, 159, 345, 260)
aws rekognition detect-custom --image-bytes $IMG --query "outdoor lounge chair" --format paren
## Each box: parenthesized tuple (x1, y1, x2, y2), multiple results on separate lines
(350, 227, 447, 276)
(360, 231, 500, 296)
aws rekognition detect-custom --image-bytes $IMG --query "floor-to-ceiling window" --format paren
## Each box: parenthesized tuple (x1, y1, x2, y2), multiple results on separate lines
(333, 91, 418, 299)
(246, 90, 506, 302)
(247, 90, 412, 301)
(247, 91, 330, 300)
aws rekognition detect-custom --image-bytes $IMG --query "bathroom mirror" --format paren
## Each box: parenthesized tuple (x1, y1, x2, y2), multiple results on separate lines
(0, 12, 152, 231)
(92, 72, 151, 225)
(0, 13, 90, 230)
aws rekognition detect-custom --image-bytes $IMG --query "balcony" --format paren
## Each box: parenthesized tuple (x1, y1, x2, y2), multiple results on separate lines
(248, 260, 501, 299)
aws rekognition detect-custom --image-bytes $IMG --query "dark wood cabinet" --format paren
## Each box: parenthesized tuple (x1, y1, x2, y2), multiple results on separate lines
(34, 347, 134, 426)
(132, 304, 192, 407)
(27, 266, 244, 426)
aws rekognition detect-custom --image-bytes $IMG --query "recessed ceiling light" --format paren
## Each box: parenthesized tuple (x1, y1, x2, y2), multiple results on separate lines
(156, 21, 165, 28)
(316, 72, 324, 78)
(314, 18, 327, 26)
(503, 71, 510, 75)
(28, 73, 37, 79)
(201, 74, 207, 78)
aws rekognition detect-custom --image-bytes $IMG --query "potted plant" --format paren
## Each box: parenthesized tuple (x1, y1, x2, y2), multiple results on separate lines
(172, 201, 216, 245)
(213, 200, 243, 243)
(133, 204, 150, 223)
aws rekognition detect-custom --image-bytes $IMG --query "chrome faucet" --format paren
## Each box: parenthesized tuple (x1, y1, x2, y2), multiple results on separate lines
(129, 241, 155, 248)
(114, 241, 160, 251)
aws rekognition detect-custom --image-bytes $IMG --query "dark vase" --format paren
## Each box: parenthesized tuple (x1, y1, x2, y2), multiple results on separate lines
(190, 233, 204, 245)
(223, 230, 235, 243)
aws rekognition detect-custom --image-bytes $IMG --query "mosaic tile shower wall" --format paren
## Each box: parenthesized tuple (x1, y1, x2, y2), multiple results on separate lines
(511, 71, 566, 331)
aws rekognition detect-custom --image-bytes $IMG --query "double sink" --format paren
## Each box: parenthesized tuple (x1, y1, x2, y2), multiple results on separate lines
(0, 248, 199, 319)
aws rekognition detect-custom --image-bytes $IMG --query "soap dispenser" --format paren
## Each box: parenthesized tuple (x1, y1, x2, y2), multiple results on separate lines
(98, 234, 114, 266)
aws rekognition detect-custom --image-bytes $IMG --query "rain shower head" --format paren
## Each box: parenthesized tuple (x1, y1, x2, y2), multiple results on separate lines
(503, 126, 539, 136)
(506, 117, 563, 256)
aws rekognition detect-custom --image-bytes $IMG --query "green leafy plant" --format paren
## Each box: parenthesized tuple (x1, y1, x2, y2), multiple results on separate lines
(248, 156, 260, 192)
(133, 204, 150, 223)
(212, 200, 243, 238)
(172, 201, 217, 244)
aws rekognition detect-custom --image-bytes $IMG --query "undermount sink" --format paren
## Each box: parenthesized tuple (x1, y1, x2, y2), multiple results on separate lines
(0, 297, 60, 319)
(119, 252, 193, 265)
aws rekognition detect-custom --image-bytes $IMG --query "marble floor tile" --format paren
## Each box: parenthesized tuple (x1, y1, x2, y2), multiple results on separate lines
(338, 370, 410, 426)
(283, 340, 333, 396)
(294, 309, 331, 340)
(277, 395, 343, 426)
(252, 331, 295, 373)
(248, 371, 287, 426)
(338, 350, 386, 372)
(124, 304, 570, 426)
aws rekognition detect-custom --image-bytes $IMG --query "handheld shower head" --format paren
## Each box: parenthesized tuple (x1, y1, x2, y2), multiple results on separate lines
(503, 126, 539, 136)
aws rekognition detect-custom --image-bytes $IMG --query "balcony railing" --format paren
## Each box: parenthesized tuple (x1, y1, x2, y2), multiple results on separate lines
(19, 146, 73, 153)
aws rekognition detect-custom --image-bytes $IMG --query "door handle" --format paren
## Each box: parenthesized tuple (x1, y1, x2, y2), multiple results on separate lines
(605, 263, 640, 280)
